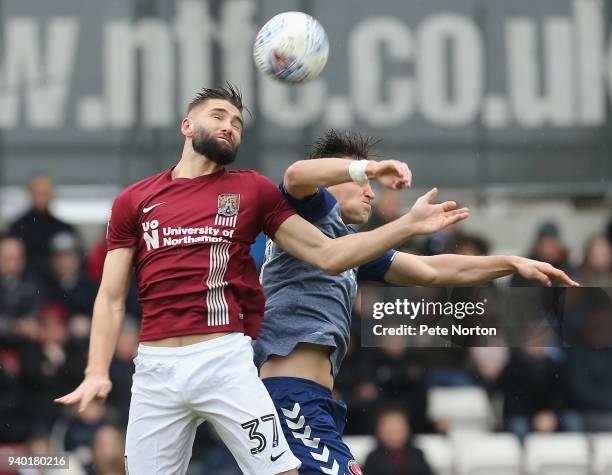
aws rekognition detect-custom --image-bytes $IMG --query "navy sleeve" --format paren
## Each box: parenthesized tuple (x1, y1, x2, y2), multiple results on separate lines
(278, 183, 337, 223)
(358, 249, 399, 283)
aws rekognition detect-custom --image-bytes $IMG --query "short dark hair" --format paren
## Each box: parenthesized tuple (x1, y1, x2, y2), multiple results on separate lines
(308, 129, 380, 161)
(187, 83, 243, 114)
(375, 402, 410, 421)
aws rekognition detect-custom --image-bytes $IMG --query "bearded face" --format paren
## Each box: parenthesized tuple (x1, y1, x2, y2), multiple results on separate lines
(191, 124, 239, 165)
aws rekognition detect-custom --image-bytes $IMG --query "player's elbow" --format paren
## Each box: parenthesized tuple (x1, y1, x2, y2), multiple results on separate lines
(322, 263, 343, 276)
(283, 161, 307, 192)
(317, 253, 345, 276)
(95, 286, 127, 313)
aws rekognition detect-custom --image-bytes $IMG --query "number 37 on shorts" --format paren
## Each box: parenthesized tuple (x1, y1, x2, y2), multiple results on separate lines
(241, 413, 280, 455)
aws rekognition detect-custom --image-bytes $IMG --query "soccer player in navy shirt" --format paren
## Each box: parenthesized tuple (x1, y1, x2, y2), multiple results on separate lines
(55, 86, 472, 475)
(256, 130, 579, 475)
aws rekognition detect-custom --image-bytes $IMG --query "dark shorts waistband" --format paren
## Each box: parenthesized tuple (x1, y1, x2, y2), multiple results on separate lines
(262, 376, 332, 398)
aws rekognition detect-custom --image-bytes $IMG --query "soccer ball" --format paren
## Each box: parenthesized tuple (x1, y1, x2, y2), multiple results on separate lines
(253, 11, 329, 84)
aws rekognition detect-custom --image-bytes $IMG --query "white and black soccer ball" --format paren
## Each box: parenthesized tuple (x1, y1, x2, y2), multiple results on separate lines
(253, 11, 329, 84)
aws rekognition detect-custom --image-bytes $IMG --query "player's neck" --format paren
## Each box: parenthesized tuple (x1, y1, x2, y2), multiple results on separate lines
(174, 146, 224, 179)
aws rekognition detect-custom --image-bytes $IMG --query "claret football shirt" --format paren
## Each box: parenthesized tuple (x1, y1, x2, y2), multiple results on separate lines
(106, 167, 295, 341)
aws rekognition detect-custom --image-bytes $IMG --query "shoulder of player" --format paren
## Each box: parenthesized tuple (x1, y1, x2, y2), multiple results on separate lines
(225, 169, 279, 190)
(226, 169, 265, 180)
(113, 169, 169, 208)
(121, 169, 168, 193)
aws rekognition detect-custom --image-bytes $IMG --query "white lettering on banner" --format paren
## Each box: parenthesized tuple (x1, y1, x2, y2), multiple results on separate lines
(0, 0, 610, 130)
(0, 17, 78, 128)
(350, 17, 414, 126)
(418, 14, 483, 126)
(103, 19, 174, 128)
(219, 0, 257, 114)
(174, 0, 256, 114)
(507, 17, 574, 128)
(260, 75, 325, 128)
(575, 0, 605, 125)
(175, 0, 215, 110)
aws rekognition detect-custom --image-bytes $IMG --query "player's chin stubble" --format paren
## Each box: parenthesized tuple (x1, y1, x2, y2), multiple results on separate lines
(192, 128, 238, 166)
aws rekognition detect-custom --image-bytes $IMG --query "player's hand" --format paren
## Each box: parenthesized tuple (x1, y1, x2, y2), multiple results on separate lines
(512, 256, 580, 287)
(54, 375, 112, 413)
(405, 188, 469, 235)
(367, 160, 412, 190)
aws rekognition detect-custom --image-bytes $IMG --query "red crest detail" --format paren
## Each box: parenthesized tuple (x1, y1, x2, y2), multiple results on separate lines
(348, 460, 363, 475)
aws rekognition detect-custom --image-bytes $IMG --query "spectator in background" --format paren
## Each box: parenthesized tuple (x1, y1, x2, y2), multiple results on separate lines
(0, 350, 28, 442)
(60, 400, 115, 466)
(18, 304, 86, 432)
(578, 235, 612, 287)
(86, 232, 107, 285)
(455, 233, 490, 256)
(364, 406, 433, 475)
(566, 296, 612, 432)
(366, 187, 404, 226)
(44, 232, 97, 316)
(0, 235, 44, 340)
(84, 425, 125, 475)
(107, 320, 139, 425)
(470, 346, 509, 391)
(9, 174, 77, 275)
(333, 289, 381, 434)
(87, 233, 141, 318)
(456, 234, 510, 391)
(511, 222, 574, 287)
(419, 211, 472, 257)
(190, 425, 242, 475)
(362, 188, 417, 252)
(499, 325, 577, 442)
(367, 336, 430, 434)
(333, 331, 378, 435)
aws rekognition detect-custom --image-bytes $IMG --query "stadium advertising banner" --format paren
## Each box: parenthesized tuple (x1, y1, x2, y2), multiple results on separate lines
(0, 0, 610, 190)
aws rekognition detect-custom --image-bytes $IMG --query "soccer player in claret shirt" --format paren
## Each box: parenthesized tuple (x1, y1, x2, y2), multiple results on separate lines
(55, 85, 470, 475)
(255, 130, 580, 475)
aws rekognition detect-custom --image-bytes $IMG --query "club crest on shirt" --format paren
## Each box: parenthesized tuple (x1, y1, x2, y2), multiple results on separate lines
(348, 460, 363, 475)
(217, 194, 240, 217)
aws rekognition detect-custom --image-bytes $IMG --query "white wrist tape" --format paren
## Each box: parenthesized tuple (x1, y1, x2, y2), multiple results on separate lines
(348, 160, 369, 184)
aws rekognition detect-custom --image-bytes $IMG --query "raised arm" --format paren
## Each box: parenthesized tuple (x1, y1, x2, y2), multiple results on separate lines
(274, 188, 469, 275)
(284, 158, 412, 199)
(55, 246, 135, 412)
(384, 252, 580, 287)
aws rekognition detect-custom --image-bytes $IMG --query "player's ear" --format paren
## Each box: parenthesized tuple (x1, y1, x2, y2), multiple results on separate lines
(181, 117, 193, 137)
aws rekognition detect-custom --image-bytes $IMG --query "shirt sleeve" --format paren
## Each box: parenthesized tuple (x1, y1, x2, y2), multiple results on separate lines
(255, 173, 296, 239)
(358, 249, 399, 282)
(278, 184, 337, 223)
(106, 188, 139, 251)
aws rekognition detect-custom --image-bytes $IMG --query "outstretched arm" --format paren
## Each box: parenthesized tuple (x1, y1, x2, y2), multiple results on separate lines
(284, 158, 412, 199)
(55, 247, 135, 412)
(274, 188, 469, 275)
(384, 253, 580, 287)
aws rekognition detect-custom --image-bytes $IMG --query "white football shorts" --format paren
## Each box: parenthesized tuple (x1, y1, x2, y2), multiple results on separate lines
(124, 333, 300, 474)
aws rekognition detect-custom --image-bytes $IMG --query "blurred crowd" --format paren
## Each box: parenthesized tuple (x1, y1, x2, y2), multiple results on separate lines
(0, 178, 611, 475)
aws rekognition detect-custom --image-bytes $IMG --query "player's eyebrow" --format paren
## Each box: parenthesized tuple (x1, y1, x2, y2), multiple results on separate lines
(210, 107, 244, 128)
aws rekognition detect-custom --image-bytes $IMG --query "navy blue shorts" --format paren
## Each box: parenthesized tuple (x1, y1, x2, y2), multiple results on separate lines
(263, 377, 364, 475)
